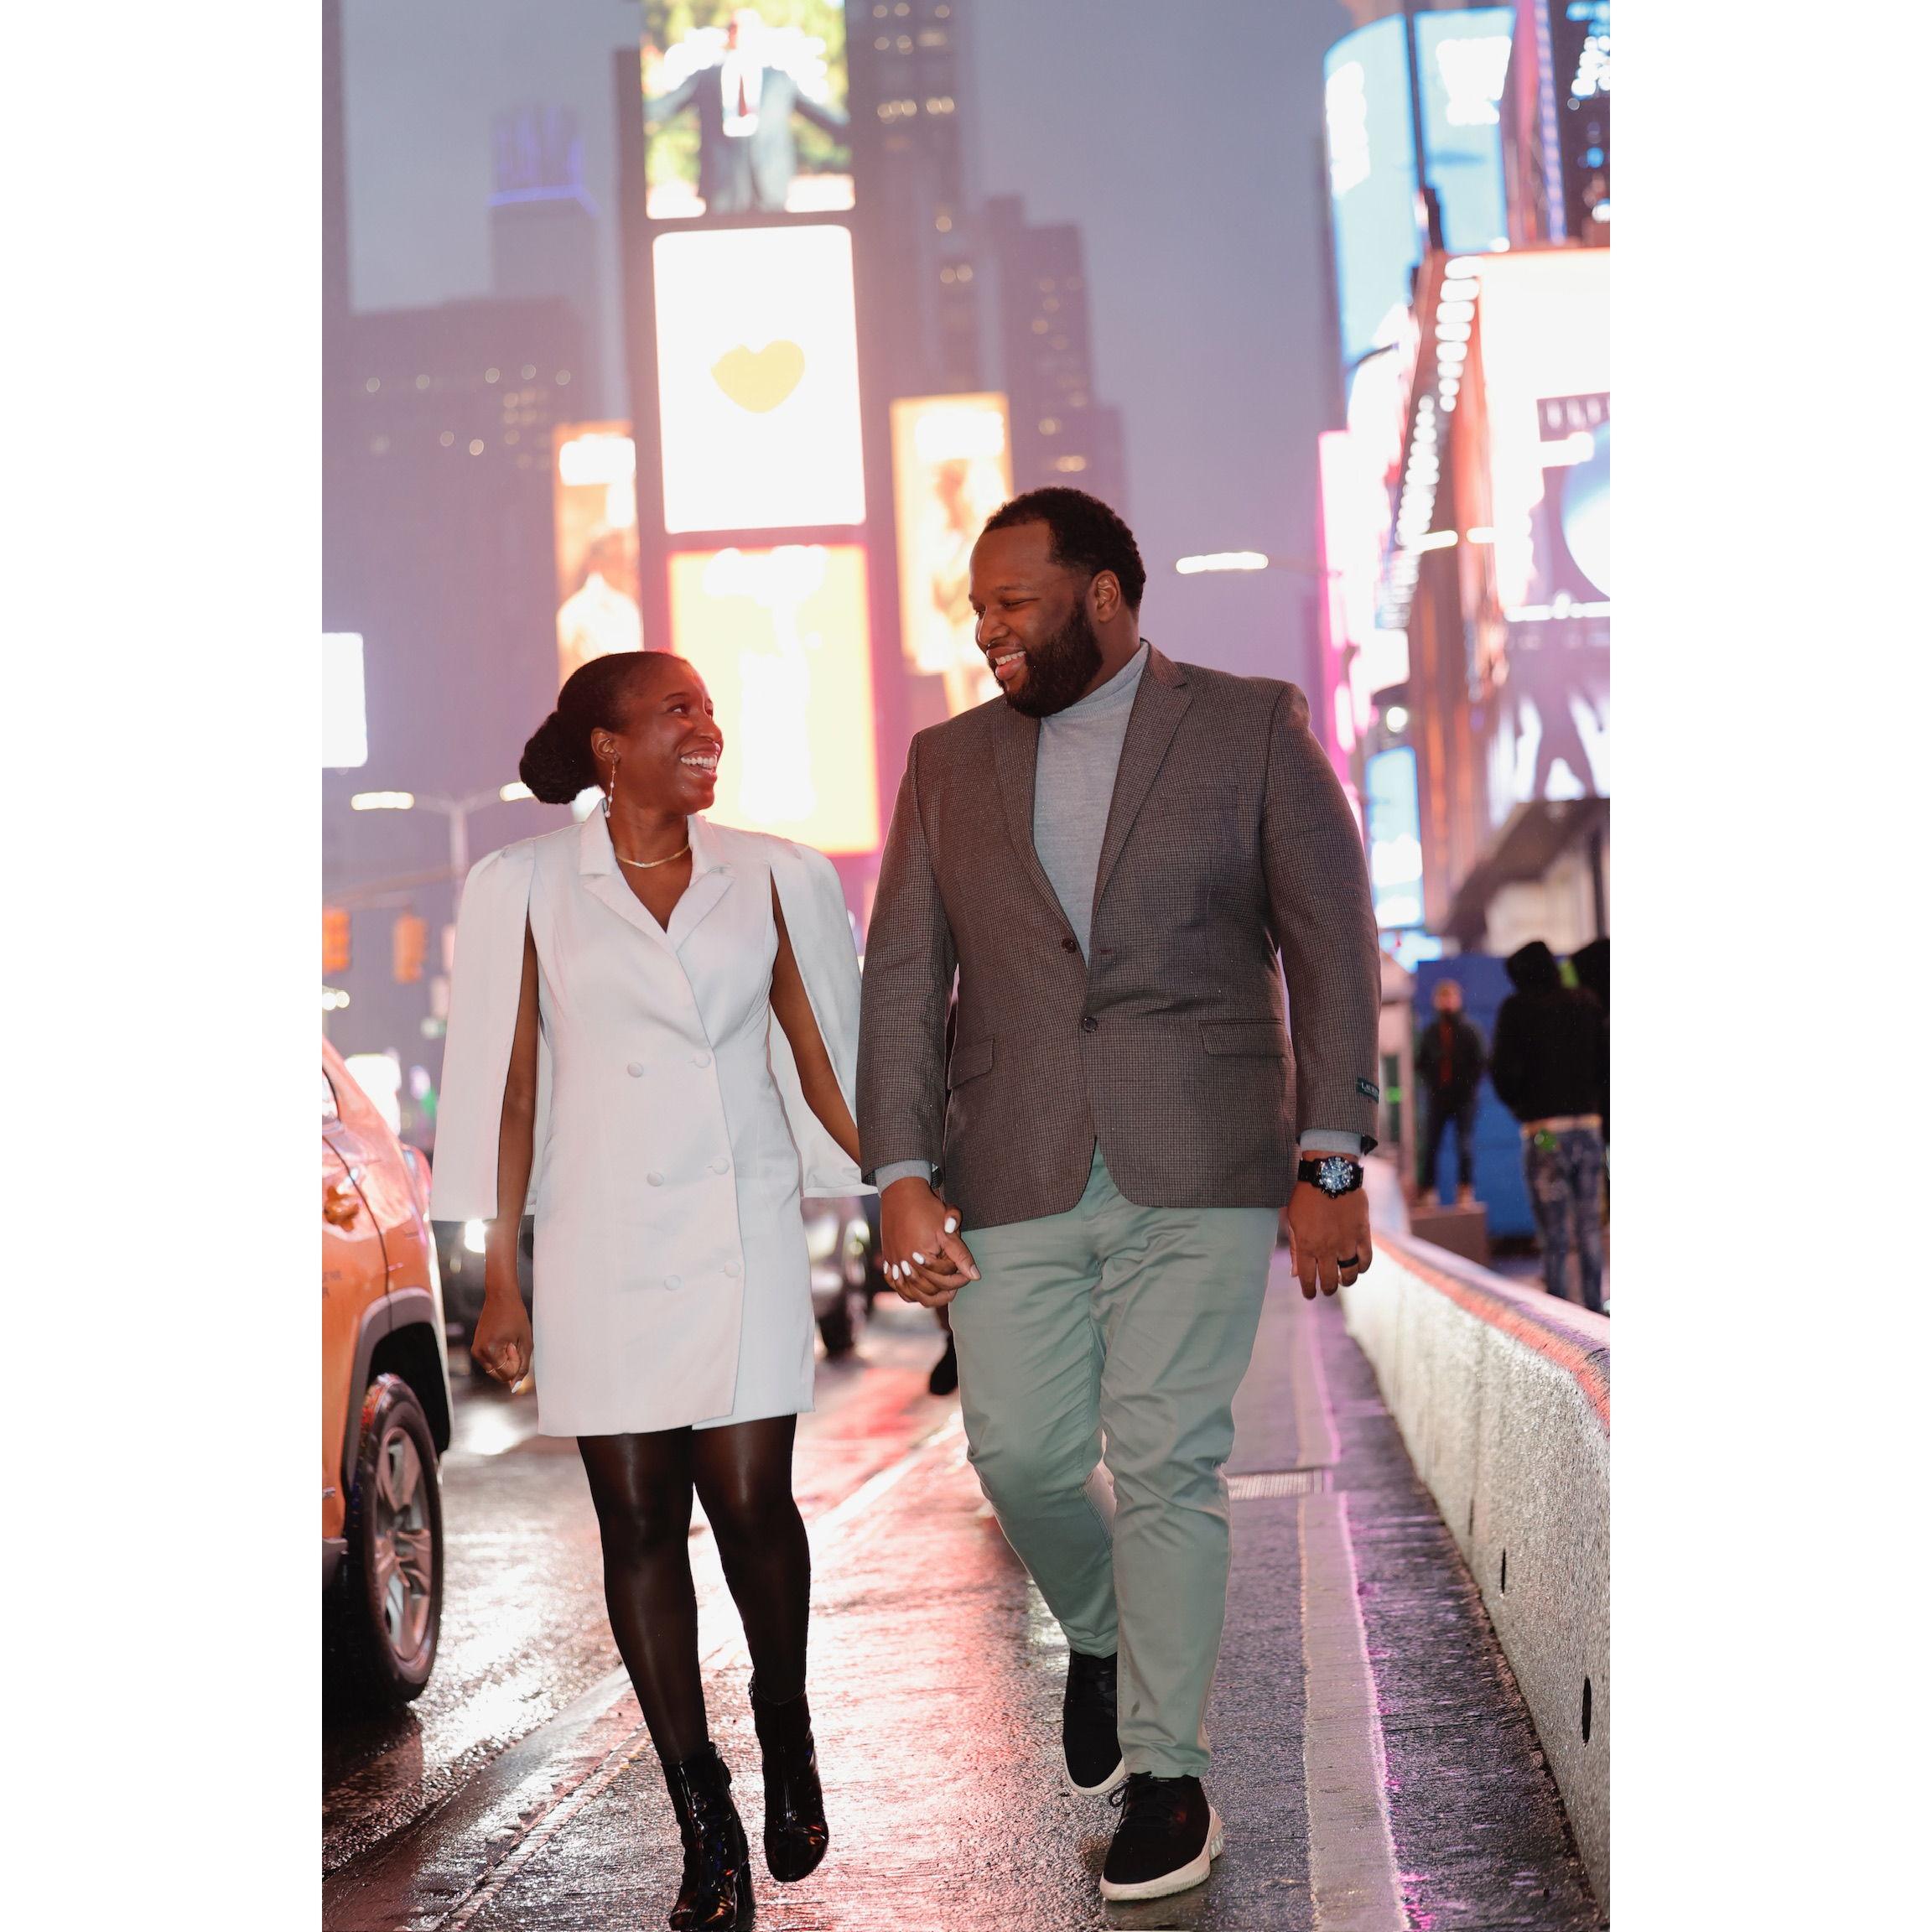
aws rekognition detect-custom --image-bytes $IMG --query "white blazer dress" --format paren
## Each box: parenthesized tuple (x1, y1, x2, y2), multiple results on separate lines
(430, 810, 869, 1436)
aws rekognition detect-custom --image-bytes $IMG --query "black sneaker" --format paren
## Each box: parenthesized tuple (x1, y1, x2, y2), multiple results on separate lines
(1099, 1773, 1224, 1902)
(1062, 1649, 1125, 1794)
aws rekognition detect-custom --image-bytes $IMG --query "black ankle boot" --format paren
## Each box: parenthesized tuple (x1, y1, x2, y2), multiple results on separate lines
(660, 1743, 754, 1930)
(749, 1679, 829, 1883)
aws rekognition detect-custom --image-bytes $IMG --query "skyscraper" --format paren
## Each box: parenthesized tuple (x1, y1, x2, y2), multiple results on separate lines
(490, 106, 608, 416)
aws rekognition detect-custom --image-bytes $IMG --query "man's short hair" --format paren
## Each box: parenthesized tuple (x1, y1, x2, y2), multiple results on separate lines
(981, 486, 1147, 613)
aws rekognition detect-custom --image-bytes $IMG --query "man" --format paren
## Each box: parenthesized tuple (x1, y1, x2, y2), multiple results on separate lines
(644, 8, 849, 216)
(1415, 976, 1486, 1205)
(856, 488, 1381, 1903)
(1488, 939, 1608, 1314)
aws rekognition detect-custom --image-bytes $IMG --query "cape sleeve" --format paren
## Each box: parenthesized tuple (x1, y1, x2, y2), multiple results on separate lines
(428, 843, 552, 1223)
(766, 839, 870, 1200)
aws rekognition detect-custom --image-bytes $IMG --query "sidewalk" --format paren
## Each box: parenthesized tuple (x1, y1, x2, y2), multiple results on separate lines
(327, 1257, 1600, 1931)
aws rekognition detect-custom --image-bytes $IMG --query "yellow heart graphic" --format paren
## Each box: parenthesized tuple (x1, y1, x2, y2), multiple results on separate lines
(709, 340, 807, 413)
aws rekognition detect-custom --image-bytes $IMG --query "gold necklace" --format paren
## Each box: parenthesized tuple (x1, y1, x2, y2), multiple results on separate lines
(615, 842, 690, 870)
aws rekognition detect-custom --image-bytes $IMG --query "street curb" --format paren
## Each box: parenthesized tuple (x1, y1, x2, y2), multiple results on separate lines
(1343, 1209, 1610, 1917)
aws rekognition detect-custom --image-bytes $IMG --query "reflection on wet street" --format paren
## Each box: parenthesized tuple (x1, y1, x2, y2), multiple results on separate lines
(324, 1284, 1599, 1930)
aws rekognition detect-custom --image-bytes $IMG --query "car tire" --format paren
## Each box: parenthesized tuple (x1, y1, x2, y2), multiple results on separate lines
(327, 1374, 444, 1710)
(817, 1294, 857, 1358)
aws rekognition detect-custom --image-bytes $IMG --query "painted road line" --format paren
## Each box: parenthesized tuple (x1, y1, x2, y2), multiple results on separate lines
(1285, 1270, 1343, 1472)
(422, 1408, 966, 1932)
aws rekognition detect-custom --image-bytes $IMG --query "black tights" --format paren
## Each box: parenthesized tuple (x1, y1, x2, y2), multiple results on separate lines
(578, 1415, 809, 1764)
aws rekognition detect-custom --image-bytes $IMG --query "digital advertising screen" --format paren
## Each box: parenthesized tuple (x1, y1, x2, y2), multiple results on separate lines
(552, 422, 644, 688)
(890, 394, 1013, 719)
(322, 633, 368, 769)
(1364, 745, 1426, 932)
(1415, 7, 1514, 257)
(653, 223, 866, 535)
(1471, 250, 1611, 813)
(1324, 18, 1421, 375)
(641, 3, 851, 221)
(667, 543, 880, 854)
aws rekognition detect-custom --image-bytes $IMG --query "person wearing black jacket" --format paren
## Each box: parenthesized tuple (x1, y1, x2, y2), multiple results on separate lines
(1415, 978, 1487, 1205)
(1489, 940, 1609, 1314)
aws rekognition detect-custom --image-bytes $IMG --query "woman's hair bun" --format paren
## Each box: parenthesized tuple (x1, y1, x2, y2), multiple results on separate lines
(519, 709, 597, 804)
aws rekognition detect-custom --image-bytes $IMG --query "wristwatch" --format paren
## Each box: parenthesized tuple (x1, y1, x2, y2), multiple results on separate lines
(1298, 1154, 1365, 1198)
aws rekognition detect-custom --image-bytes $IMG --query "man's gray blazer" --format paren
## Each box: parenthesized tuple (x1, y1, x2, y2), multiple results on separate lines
(855, 647, 1383, 1228)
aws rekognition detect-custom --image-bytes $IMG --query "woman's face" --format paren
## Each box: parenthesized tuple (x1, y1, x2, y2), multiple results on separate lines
(595, 657, 723, 815)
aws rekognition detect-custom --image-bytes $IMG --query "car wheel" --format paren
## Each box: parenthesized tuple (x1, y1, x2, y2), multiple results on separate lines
(327, 1374, 443, 1709)
(817, 1294, 856, 1358)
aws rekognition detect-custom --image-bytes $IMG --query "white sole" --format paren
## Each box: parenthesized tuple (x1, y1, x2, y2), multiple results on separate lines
(1098, 1807, 1225, 1901)
(1067, 1754, 1129, 1797)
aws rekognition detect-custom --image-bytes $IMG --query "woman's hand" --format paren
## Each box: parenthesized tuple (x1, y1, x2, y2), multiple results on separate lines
(472, 1288, 533, 1387)
(880, 1176, 979, 1306)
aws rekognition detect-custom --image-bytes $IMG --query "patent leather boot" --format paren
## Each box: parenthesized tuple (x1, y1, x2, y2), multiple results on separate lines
(660, 1744, 754, 1930)
(749, 1679, 829, 1882)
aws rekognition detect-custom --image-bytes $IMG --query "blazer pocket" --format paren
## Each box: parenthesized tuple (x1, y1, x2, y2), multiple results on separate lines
(1199, 1020, 1287, 1057)
(947, 1036, 995, 1088)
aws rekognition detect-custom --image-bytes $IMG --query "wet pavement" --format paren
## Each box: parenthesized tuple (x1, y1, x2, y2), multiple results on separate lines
(325, 1266, 1602, 1930)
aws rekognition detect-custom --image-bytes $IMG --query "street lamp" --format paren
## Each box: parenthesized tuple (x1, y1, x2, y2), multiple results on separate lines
(348, 782, 533, 913)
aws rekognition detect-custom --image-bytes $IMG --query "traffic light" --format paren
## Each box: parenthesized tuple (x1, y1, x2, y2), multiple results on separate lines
(393, 913, 428, 984)
(323, 906, 351, 975)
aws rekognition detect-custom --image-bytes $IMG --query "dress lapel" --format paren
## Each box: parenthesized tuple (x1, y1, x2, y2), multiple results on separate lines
(667, 815, 733, 949)
(991, 707, 1076, 937)
(1093, 648, 1192, 913)
(577, 810, 734, 953)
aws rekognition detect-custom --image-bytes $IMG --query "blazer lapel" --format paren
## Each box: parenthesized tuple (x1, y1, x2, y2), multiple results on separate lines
(667, 816, 733, 949)
(578, 810, 735, 955)
(1093, 648, 1193, 913)
(991, 707, 1076, 937)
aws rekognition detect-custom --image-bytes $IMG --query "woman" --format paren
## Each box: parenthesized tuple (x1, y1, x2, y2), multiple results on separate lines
(431, 650, 866, 1931)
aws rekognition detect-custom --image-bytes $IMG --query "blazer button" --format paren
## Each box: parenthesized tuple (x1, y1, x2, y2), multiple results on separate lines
(709, 1157, 730, 1175)
(1061, 935, 1078, 953)
(693, 1051, 712, 1067)
(723, 1259, 742, 1278)
(665, 1274, 682, 1289)
(647, 1171, 665, 1186)
(626, 1062, 645, 1078)
(1080, 1015, 1099, 1035)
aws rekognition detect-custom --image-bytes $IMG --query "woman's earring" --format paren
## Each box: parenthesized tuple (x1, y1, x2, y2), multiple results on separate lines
(604, 756, 618, 817)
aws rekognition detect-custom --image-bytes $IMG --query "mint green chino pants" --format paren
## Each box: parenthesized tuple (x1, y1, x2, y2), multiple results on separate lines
(947, 1146, 1276, 1779)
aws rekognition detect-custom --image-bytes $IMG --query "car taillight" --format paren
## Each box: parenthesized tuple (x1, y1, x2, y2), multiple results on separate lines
(401, 1144, 434, 1218)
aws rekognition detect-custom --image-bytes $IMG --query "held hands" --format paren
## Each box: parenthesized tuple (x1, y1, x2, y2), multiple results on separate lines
(1285, 1183, 1374, 1300)
(880, 1176, 980, 1306)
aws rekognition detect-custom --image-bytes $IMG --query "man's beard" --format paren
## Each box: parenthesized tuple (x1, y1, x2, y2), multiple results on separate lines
(999, 601, 1104, 718)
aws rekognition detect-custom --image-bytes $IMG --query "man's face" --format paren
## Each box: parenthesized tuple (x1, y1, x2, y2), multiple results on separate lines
(1434, 981, 1462, 1015)
(969, 520, 1104, 719)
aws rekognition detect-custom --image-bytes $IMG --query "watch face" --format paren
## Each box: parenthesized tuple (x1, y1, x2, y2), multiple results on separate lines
(1317, 1156, 1355, 1197)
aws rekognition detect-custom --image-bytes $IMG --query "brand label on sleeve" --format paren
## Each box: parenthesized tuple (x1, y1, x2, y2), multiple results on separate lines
(1357, 1077, 1380, 1100)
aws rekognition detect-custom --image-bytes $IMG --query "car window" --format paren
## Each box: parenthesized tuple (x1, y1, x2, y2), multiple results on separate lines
(323, 1068, 341, 1124)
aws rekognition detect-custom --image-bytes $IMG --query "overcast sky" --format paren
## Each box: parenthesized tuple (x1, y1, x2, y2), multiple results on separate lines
(344, 0, 1354, 683)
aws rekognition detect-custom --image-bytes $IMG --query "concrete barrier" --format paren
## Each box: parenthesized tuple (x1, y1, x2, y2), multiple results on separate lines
(1345, 1165, 1610, 1913)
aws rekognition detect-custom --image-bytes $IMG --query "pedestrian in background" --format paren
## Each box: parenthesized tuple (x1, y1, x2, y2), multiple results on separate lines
(434, 651, 866, 1932)
(1571, 935, 1610, 1149)
(857, 488, 1381, 1906)
(1488, 939, 1608, 1315)
(1415, 977, 1486, 1206)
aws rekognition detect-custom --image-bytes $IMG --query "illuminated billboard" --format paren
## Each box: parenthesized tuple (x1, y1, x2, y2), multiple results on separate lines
(1324, 12, 1511, 373)
(552, 422, 643, 688)
(322, 633, 367, 769)
(641, 3, 850, 221)
(891, 394, 1012, 718)
(1472, 250, 1611, 813)
(1364, 746, 1425, 932)
(667, 543, 880, 854)
(654, 224, 866, 535)
(1415, 8, 1514, 256)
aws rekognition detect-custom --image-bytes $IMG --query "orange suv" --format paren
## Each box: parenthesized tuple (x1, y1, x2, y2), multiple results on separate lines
(323, 1040, 453, 1707)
